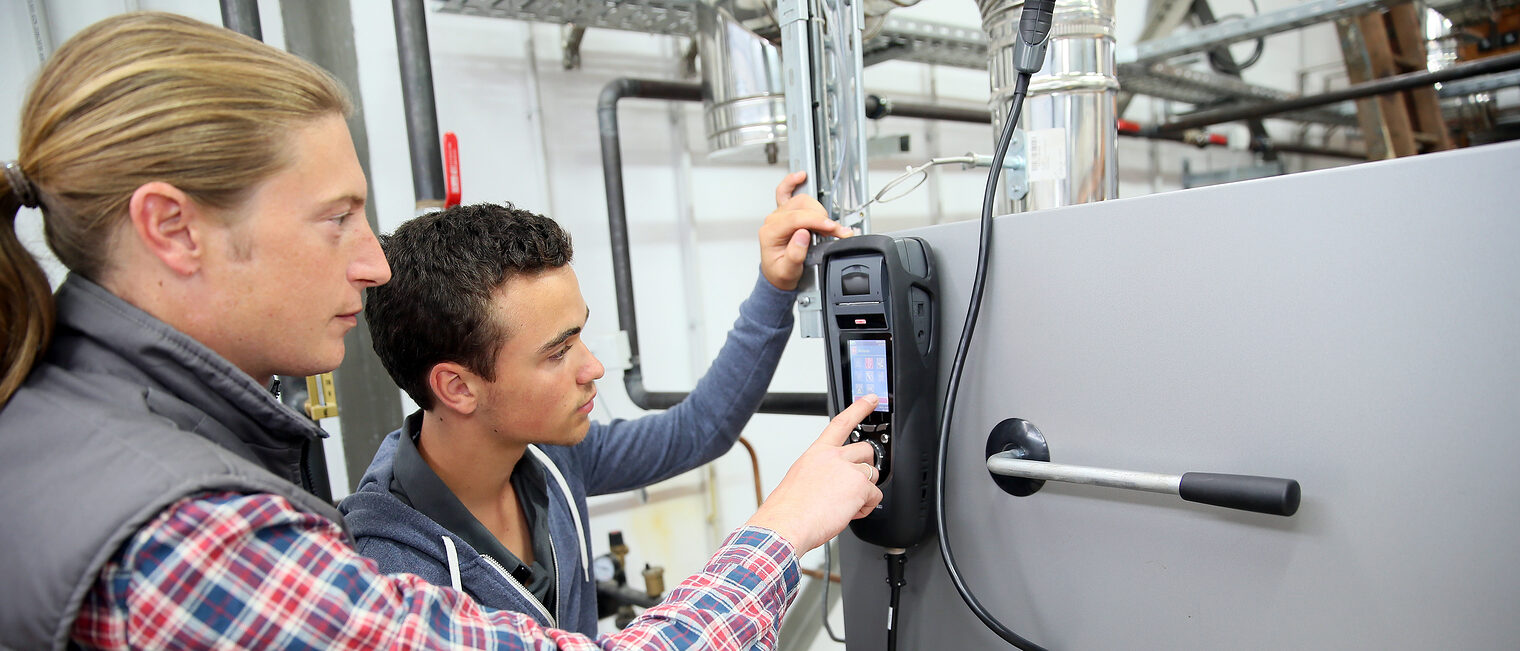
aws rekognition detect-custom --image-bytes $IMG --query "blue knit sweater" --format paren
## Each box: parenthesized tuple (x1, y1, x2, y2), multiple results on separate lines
(340, 273, 797, 636)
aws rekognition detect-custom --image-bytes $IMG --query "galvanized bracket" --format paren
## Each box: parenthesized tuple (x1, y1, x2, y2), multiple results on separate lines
(781, 0, 824, 338)
(1003, 129, 1030, 202)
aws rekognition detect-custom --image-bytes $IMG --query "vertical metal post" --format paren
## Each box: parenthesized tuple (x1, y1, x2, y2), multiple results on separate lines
(392, 0, 447, 211)
(22, 0, 54, 62)
(522, 27, 559, 217)
(780, 0, 819, 201)
(779, 0, 825, 339)
(924, 64, 946, 225)
(833, 0, 871, 233)
(779, 0, 871, 338)
(220, 0, 263, 40)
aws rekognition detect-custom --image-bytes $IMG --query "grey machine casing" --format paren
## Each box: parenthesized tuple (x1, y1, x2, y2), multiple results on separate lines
(840, 141, 1520, 649)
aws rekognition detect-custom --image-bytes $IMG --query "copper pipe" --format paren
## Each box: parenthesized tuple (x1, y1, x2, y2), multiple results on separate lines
(737, 437, 765, 509)
(802, 567, 843, 583)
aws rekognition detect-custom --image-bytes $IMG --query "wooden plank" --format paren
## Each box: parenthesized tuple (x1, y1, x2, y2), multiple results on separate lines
(1377, 93, 1418, 156)
(1357, 12, 1418, 156)
(1388, 3, 1453, 150)
(1336, 18, 1392, 160)
(1409, 86, 1453, 150)
(1387, 3, 1427, 68)
(1358, 13, 1398, 78)
(1346, 5, 1455, 156)
(1392, 53, 1425, 69)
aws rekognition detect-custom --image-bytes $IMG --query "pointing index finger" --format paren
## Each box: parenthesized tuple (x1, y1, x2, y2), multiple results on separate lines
(815, 395, 879, 448)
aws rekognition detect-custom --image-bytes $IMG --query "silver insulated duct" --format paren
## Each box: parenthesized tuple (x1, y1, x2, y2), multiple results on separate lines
(695, 0, 914, 164)
(697, 0, 787, 162)
(980, 0, 1118, 212)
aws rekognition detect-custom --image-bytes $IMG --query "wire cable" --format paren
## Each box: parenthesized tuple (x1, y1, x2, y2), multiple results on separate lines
(834, 154, 986, 223)
(884, 549, 907, 650)
(821, 539, 847, 643)
(930, 3, 1054, 646)
(1205, 0, 1264, 74)
(818, 0, 854, 226)
(933, 71, 1048, 651)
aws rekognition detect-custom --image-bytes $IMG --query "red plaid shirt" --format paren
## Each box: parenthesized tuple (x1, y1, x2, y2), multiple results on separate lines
(71, 492, 799, 650)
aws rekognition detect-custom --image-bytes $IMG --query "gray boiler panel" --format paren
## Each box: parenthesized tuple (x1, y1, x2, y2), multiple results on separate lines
(839, 140, 1520, 650)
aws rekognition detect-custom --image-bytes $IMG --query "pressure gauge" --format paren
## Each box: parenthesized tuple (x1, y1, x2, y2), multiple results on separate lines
(593, 554, 617, 583)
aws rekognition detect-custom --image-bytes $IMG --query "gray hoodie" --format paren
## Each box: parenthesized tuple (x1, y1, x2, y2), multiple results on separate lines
(340, 272, 797, 636)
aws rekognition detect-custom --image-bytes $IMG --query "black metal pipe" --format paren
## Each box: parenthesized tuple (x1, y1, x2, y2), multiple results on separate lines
(598, 78, 828, 415)
(220, 0, 262, 40)
(1260, 141, 1364, 160)
(1158, 51, 1520, 132)
(392, 0, 446, 206)
(864, 94, 1363, 159)
(865, 94, 991, 124)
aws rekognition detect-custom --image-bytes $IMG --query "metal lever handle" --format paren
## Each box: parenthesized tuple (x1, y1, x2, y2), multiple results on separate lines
(986, 455, 1301, 516)
(984, 418, 1301, 517)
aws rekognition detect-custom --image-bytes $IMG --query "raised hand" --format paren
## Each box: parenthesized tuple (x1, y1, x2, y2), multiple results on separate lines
(757, 171, 854, 291)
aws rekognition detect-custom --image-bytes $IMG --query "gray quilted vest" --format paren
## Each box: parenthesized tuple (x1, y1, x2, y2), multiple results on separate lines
(0, 276, 350, 650)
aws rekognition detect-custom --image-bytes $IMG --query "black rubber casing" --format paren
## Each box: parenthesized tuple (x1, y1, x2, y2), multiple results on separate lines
(817, 234, 939, 548)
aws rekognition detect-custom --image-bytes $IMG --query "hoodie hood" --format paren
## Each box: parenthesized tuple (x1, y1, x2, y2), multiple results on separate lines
(340, 428, 593, 632)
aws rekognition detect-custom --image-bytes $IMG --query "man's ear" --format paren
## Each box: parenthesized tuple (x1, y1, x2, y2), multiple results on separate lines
(126, 181, 208, 276)
(428, 362, 481, 415)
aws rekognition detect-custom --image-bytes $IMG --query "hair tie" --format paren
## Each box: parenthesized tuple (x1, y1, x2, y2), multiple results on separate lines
(3, 161, 40, 209)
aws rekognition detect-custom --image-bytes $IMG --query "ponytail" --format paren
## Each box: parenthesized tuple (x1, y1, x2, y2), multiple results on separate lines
(0, 164, 54, 406)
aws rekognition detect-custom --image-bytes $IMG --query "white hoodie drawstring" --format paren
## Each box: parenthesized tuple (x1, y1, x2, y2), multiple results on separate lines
(441, 535, 463, 592)
(527, 446, 590, 582)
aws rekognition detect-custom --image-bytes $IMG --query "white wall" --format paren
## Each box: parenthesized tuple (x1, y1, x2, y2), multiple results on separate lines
(3, 0, 1372, 645)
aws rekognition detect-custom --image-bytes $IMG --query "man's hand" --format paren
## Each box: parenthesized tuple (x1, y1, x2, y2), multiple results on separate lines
(759, 171, 855, 291)
(745, 395, 884, 555)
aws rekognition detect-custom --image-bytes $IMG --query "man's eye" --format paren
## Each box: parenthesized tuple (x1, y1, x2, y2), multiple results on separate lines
(329, 211, 351, 224)
(550, 345, 572, 361)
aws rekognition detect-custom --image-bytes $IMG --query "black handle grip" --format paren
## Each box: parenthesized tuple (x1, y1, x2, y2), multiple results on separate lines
(1178, 472, 1301, 516)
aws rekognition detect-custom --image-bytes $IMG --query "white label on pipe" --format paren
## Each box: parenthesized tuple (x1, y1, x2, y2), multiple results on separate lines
(1026, 127, 1068, 182)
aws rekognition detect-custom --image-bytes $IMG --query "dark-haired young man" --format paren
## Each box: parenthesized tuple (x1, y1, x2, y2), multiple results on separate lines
(341, 173, 856, 636)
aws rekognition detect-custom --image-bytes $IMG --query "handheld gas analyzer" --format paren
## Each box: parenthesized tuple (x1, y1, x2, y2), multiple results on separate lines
(815, 234, 939, 549)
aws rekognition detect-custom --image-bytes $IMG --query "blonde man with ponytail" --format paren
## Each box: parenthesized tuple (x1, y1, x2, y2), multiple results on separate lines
(0, 11, 881, 651)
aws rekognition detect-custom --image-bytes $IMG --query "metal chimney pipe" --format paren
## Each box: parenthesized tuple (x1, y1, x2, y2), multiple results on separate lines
(979, 0, 1118, 213)
(697, 0, 789, 162)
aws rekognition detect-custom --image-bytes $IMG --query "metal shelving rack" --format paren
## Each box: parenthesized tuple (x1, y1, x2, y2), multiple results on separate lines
(1115, 0, 1398, 127)
(435, 0, 1517, 129)
(1118, 0, 1391, 65)
(434, 0, 989, 69)
(1123, 62, 1359, 126)
(432, 0, 1361, 127)
(1119, 0, 1520, 128)
(861, 15, 988, 68)
(438, 0, 695, 34)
